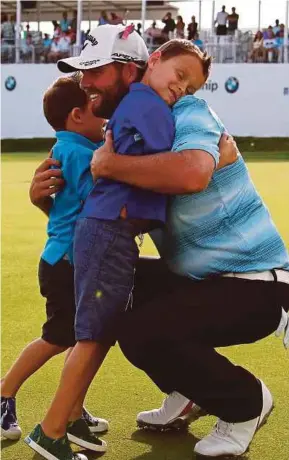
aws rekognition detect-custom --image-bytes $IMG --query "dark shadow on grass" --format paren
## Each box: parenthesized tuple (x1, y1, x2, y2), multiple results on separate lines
(31, 450, 106, 460)
(130, 430, 252, 460)
(130, 428, 199, 460)
(195, 455, 249, 460)
(0, 438, 21, 450)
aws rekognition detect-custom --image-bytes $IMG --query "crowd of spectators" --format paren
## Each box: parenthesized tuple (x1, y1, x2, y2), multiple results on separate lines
(1, 8, 288, 64)
(214, 6, 239, 35)
(1, 10, 79, 63)
(248, 21, 287, 63)
(143, 13, 201, 49)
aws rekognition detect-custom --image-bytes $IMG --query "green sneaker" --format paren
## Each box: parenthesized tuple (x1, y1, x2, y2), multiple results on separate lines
(67, 418, 107, 452)
(24, 424, 87, 460)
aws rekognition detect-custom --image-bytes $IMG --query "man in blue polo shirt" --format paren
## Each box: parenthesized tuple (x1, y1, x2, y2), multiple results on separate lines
(90, 83, 289, 458)
(27, 25, 289, 458)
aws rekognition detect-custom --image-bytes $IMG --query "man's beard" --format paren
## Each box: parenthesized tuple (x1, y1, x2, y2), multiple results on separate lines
(90, 79, 129, 119)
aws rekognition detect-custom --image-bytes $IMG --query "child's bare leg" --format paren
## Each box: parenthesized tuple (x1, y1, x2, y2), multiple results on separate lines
(69, 343, 110, 421)
(41, 340, 105, 438)
(1, 338, 67, 397)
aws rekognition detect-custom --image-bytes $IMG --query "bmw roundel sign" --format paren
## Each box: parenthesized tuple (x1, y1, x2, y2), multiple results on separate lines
(5, 76, 17, 91)
(225, 77, 239, 94)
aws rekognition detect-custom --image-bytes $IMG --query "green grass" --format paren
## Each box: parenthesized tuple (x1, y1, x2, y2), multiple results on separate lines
(1, 153, 289, 460)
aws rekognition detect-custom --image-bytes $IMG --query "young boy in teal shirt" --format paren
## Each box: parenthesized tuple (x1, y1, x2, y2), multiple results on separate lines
(1, 76, 108, 459)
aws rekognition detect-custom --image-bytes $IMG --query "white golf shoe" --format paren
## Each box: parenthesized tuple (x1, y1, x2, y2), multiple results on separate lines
(194, 380, 274, 457)
(137, 391, 206, 431)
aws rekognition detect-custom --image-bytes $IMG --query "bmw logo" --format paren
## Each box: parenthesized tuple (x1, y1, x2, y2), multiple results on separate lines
(225, 77, 239, 94)
(5, 76, 16, 91)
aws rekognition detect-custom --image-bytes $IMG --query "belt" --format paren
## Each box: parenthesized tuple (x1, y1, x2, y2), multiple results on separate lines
(222, 269, 289, 285)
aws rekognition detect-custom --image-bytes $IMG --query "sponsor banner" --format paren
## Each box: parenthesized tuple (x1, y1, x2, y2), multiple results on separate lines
(1, 64, 289, 139)
(195, 64, 289, 137)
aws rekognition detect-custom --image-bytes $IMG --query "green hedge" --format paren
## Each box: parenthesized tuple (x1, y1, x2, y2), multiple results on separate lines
(1, 137, 289, 160)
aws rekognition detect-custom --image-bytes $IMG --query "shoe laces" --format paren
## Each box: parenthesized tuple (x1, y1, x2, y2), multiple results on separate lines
(215, 419, 233, 437)
(1, 398, 18, 426)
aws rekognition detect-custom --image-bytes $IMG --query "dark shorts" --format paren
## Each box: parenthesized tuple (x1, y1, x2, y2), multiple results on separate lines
(74, 218, 139, 345)
(217, 25, 227, 35)
(39, 258, 76, 348)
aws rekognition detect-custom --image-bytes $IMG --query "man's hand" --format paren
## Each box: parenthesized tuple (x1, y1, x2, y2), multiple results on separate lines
(217, 133, 239, 170)
(90, 131, 115, 181)
(29, 156, 64, 216)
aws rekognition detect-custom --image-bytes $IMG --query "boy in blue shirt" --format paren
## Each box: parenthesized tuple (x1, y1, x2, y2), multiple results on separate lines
(1, 76, 108, 459)
(26, 27, 211, 460)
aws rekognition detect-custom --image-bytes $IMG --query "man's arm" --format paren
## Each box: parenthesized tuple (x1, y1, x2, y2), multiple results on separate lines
(90, 132, 238, 195)
(29, 157, 64, 216)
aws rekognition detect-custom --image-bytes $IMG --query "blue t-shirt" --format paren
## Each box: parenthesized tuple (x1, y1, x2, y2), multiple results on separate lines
(42, 131, 102, 265)
(81, 82, 175, 224)
(151, 96, 289, 279)
(43, 38, 52, 48)
(60, 19, 70, 32)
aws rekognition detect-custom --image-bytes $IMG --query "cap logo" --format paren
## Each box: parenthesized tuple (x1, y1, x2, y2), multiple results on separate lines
(79, 59, 101, 66)
(119, 24, 135, 40)
(111, 52, 146, 66)
(84, 34, 99, 47)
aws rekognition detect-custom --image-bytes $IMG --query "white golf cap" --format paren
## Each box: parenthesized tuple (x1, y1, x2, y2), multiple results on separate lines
(58, 24, 149, 73)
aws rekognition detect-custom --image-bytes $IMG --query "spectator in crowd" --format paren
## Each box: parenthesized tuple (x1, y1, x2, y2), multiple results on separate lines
(99, 10, 109, 26)
(47, 36, 61, 62)
(70, 10, 77, 33)
(23, 23, 30, 39)
(176, 15, 185, 38)
(110, 12, 124, 25)
(162, 12, 176, 39)
(21, 33, 33, 62)
(215, 5, 228, 36)
(273, 19, 280, 35)
(60, 12, 70, 33)
(81, 29, 90, 45)
(52, 20, 61, 38)
(276, 27, 285, 62)
(248, 30, 265, 62)
(227, 7, 239, 35)
(136, 23, 142, 36)
(58, 30, 71, 58)
(145, 21, 165, 45)
(277, 23, 285, 37)
(263, 28, 278, 62)
(263, 25, 273, 39)
(42, 33, 52, 62)
(1, 13, 15, 45)
(193, 32, 204, 51)
(187, 15, 198, 40)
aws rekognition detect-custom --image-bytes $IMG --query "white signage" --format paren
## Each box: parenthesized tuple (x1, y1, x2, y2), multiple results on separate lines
(1, 64, 289, 139)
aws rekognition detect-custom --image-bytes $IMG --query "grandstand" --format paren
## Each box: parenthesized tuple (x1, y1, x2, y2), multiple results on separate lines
(1, 0, 289, 139)
(1, 1, 288, 64)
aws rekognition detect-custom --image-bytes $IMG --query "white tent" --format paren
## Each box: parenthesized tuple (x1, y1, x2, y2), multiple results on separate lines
(0, 1, 179, 21)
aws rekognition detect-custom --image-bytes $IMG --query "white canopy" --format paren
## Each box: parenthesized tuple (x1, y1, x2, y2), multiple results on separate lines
(1, 1, 179, 21)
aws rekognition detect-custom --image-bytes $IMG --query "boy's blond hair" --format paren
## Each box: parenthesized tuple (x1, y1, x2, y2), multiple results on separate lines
(157, 39, 212, 80)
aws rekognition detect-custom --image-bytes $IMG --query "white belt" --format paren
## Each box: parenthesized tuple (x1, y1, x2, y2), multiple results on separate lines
(222, 269, 289, 285)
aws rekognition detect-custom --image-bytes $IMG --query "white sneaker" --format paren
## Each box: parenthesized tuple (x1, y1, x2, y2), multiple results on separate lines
(137, 391, 206, 431)
(82, 407, 109, 433)
(194, 380, 274, 457)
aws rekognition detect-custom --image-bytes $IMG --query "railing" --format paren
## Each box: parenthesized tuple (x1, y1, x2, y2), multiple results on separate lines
(1, 43, 73, 64)
(2, 40, 288, 64)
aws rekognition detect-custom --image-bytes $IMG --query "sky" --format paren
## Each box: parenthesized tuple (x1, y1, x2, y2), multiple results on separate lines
(172, 0, 288, 30)
(23, 0, 288, 36)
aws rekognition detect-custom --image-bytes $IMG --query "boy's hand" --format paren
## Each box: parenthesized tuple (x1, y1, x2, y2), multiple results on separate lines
(217, 133, 239, 170)
(91, 131, 116, 181)
(29, 156, 64, 206)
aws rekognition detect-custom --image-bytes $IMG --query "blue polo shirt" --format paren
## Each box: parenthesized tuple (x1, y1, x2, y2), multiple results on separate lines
(81, 82, 175, 224)
(151, 96, 289, 278)
(41, 131, 102, 265)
